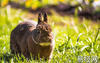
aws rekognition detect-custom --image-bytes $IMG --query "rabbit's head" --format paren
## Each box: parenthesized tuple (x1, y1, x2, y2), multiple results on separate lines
(32, 12, 53, 46)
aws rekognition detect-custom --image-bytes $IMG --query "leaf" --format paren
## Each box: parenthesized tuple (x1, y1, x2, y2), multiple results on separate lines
(80, 45, 89, 52)
(77, 33, 83, 42)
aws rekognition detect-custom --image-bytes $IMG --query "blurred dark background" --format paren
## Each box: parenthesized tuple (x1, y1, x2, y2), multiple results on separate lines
(1, 0, 100, 20)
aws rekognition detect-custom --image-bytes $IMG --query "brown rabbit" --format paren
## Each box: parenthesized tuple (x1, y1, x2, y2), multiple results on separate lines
(10, 11, 55, 60)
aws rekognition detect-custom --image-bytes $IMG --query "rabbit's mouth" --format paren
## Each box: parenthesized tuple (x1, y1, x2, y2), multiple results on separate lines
(39, 42, 51, 46)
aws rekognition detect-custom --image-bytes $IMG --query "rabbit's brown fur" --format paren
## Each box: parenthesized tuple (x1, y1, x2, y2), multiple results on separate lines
(10, 12, 54, 60)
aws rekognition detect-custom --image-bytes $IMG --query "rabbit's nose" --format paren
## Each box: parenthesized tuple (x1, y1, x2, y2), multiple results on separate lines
(43, 37, 47, 40)
(47, 38, 51, 41)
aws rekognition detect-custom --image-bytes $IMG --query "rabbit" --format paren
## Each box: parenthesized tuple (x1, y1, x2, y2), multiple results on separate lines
(10, 11, 55, 60)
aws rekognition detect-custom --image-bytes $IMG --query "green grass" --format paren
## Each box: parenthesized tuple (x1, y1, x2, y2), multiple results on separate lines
(0, 6, 100, 63)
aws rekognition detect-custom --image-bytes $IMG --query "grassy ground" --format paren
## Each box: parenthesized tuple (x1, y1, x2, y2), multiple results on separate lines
(0, 6, 100, 63)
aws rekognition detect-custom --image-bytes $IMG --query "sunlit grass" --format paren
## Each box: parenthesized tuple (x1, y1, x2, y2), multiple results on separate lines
(0, 6, 100, 63)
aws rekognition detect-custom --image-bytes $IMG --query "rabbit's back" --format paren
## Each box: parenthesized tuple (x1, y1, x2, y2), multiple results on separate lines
(11, 20, 37, 41)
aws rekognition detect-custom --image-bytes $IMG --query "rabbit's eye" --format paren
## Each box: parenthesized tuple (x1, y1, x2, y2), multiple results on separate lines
(37, 29, 40, 34)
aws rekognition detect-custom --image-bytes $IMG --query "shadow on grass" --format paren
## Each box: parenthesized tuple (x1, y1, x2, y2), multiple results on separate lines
(0, 53, 48, 63)
(0, 53, 14, 63)
(0, 53, 28, 63)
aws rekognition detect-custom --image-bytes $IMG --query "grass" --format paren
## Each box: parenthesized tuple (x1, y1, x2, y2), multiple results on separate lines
(0, 6, 100, 63)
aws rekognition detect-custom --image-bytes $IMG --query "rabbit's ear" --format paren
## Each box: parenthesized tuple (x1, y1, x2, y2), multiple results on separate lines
(43, 12, 48, 23)
(38, 12, 42, 24)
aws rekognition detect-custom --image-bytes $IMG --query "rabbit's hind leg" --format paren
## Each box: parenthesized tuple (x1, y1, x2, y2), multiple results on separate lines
(10, 40, 21, 56)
